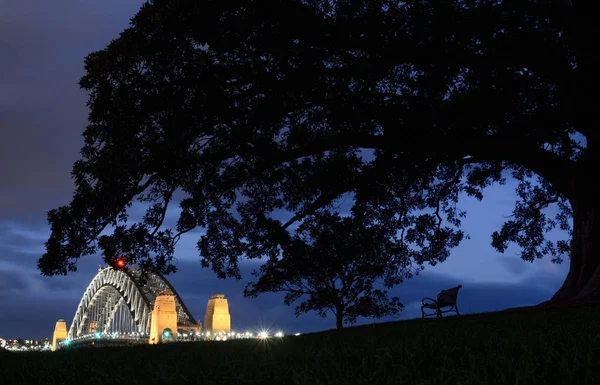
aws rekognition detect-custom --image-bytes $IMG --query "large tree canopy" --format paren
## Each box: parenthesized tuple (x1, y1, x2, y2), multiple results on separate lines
(40, 0, 597, 304)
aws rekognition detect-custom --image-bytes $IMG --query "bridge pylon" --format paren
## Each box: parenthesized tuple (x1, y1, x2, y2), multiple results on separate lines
(149, 291, 178, 344)
(52, 319, 67, 352)
(204, 294, 231, 335)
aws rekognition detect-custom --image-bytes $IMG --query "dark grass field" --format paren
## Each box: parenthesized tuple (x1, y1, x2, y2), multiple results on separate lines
(1, 306, 599, 385)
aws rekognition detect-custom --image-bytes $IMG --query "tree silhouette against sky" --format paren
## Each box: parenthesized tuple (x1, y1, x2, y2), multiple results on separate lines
(245, 211, 413, 330)
(39, 0, 596, 305)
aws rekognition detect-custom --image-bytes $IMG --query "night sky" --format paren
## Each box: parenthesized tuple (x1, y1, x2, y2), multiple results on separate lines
(0, 0, 569, 340)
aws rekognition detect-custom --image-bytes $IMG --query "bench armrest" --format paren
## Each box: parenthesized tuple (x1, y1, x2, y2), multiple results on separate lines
(421, 297, 437, 305)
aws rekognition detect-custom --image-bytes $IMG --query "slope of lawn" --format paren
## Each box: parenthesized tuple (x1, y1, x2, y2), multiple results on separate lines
(1, 306, 599, 385)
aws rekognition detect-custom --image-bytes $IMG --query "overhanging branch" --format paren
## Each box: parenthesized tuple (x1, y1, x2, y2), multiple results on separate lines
(466, 137, 576, 198)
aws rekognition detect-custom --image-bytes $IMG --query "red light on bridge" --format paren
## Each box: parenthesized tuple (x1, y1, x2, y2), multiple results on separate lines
(115, 259, 126, 268)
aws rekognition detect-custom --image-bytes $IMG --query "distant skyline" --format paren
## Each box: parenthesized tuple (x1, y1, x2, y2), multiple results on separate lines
(0, 0, 569, 339)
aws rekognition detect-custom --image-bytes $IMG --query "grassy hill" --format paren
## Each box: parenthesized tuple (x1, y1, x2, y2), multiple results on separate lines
(1, 306, 599, 385)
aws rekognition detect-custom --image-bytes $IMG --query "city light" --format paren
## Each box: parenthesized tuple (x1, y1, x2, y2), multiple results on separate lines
(258, 331, 269, 339)
(0, 338, 52, 352)
(28, 327, 302, 352)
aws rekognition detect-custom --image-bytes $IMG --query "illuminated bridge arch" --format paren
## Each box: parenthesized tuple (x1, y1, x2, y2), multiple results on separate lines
(68, 267, 196, 339)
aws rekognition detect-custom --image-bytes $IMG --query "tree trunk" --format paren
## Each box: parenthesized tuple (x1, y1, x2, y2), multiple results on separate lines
(547, 0, 600, 306)
(549, 184, 599, 305)
(335, 310, 344, 330)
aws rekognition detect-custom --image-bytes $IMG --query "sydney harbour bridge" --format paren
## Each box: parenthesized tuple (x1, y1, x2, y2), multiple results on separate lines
(52, 265, 231, 351)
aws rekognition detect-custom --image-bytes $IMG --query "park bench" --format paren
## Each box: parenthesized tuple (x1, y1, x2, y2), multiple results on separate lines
(421, 285, 462, 319)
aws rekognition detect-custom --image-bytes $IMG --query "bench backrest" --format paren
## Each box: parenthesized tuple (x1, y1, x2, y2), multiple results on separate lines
(437, 285, 462, 306)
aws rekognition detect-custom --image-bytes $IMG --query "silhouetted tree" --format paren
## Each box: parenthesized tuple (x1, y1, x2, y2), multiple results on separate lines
(39, 0, 596, 305)
(245, 211, 408, 329)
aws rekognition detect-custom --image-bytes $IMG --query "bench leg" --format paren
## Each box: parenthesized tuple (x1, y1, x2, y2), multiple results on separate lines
(421, 307, 439, 319)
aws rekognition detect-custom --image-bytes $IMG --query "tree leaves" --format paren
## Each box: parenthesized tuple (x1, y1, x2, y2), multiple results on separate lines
(39, 0, 588, 294)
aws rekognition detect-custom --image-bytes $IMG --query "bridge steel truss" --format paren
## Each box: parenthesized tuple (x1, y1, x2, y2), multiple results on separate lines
(67, 267, 197, 339)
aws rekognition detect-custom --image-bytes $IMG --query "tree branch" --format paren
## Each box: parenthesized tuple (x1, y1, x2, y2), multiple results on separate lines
(467, 137, 575, 198)
(269, 132, 575, 200)
(171, 227, 195, 247)
(281, 281, 313, 297)
(150, 185, 177, 237)
(504, 194, 560, 220)
(86, 174, 158, 244)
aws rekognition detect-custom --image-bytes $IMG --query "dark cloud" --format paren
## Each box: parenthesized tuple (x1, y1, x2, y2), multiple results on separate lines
(497, 256, 530, 276)
(0, 270, 30, 296)
(0, 0, 144, 222)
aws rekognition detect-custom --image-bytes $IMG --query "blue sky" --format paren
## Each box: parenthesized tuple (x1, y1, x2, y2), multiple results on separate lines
(0, 0, 569, 340)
